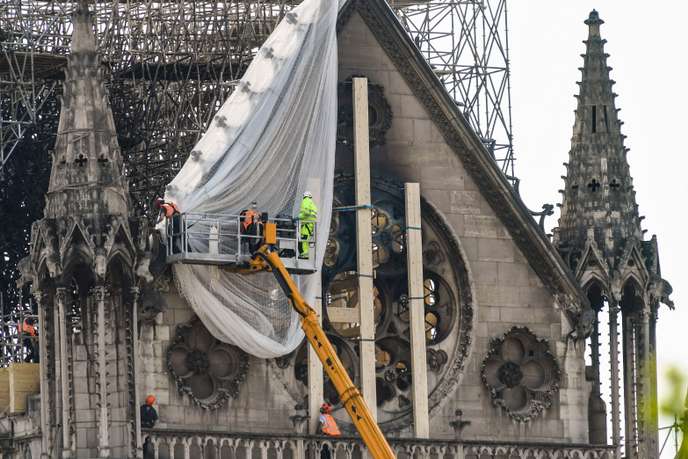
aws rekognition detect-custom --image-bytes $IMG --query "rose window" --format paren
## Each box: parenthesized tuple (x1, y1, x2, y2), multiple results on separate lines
(275, 177, 474, 431)
(481, 327, 560, 422)
(167, 318, 249, 410)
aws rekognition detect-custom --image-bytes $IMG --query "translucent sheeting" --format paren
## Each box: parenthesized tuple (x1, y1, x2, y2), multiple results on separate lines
(165, 0, 337, 358)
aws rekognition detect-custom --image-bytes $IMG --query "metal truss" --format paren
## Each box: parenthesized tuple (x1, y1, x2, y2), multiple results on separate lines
(391, 0, 516, 180)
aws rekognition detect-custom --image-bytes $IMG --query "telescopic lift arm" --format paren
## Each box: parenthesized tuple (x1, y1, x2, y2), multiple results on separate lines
(232, 221, 396, 459)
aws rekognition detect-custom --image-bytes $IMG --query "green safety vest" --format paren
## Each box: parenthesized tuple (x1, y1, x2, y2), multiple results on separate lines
(299, 196, 318, 222)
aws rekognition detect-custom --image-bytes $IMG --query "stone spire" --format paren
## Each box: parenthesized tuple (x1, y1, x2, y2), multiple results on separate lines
(22, 4, 145, 456)
(45, 0, 129, 220)
(554, 11, 672, 459)
(556, 9, 643, 262)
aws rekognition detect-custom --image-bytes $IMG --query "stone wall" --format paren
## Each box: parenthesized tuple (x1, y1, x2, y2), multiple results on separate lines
(337, 12, 589, 443)
(136, 10, 589, 445)
(138, 287, 299, 434)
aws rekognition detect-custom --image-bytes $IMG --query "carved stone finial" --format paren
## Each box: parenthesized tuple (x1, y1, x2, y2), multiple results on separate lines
(449, 409, 471, 440)
(71, 1, 97, 55)
(584, 10, 604, 27)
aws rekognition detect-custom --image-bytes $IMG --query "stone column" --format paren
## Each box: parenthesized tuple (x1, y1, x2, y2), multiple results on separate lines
(131, 287, 143, 458)
(648, 305, 660, 458)
(35, 291, 51, 458)
(55, 287, 72, 458)
(94, 286, 111, 458)
(622, 313, 638, 459)
(588, 308, 607, 444)
(636, 306, 658, 459)
(608, 302, 622, 458)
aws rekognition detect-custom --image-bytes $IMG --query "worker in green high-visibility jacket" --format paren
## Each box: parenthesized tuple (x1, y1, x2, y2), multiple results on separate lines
(299, 191, 318, 259)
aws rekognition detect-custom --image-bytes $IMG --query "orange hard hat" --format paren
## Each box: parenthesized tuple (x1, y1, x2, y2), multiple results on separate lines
(145, 395, 156, 406)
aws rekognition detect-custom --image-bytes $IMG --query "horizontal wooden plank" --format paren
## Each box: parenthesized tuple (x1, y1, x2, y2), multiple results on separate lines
(327, 306, 360, 324)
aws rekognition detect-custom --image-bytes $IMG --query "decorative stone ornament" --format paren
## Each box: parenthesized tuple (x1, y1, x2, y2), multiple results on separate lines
(337, 79, 393, 148)
(481, 327, 560, 422)
(167, 318, 249, 410)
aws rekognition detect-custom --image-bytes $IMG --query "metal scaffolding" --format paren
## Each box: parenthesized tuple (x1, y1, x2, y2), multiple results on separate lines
(0, 0, 516, 340)
(0, 306, 38, 367)
(392, 0, 515, 180)
(0, 1, 297, 204)
(1, 1, 515, 184)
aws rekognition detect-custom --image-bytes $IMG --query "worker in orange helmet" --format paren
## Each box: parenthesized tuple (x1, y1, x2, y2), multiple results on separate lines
(141, 394, 159, 458)
(140, 395, 159, 428)
(318, 402, 340, 459)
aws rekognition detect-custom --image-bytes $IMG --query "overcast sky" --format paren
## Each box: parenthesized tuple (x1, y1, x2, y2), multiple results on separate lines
(509, 2, 687, 456)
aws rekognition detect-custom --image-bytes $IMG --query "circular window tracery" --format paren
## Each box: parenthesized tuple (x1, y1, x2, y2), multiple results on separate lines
(272, 176, 475, 432)
(167, 317, 249, 410)
(481, 327, 560, 422)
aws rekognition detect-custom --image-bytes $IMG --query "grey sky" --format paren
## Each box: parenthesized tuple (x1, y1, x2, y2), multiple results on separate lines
(510, 2, 687, 455)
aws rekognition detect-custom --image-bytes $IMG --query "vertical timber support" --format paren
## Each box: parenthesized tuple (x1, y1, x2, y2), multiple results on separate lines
(36, 291, 51, 458)
(353, 77, 377, 418)
(404, 183, 429, 438)
(608, 302, 622, 459)
(56, 287, 72, 458)
(308, 280, 324, 434)
(95, 287, 111, 458)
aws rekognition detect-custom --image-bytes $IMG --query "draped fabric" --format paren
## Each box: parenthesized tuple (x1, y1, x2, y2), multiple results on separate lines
(164, 0, 338, 358)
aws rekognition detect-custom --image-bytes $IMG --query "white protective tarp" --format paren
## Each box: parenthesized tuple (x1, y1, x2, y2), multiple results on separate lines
(164, 0, 338, 358)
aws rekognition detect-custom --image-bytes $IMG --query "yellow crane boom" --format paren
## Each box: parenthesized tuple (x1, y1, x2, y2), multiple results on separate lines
(236, 221, 396, 459)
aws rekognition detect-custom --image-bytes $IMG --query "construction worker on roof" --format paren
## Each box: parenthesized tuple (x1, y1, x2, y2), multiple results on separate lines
(154, 197, 179, 224)
(17, 317, 37, 363)
(141, 394, 159, 458)
(140, 394, 158, 428)
(299, 191, 318, 259)
(155, 197, 182, 253)
(241, 201, 260, 232)
(18, 317, 36, 337)
(240, 201, 262, 252)
(318, 402, 340, 458)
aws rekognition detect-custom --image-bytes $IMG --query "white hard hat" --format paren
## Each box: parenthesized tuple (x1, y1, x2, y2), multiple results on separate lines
(303, 191, 313, 198)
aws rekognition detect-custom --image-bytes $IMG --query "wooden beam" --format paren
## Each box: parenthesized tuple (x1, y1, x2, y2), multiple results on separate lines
(404, 183, 430, 438)
(326, 306, 360, 324)
(353, 77, 377, 419)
